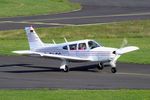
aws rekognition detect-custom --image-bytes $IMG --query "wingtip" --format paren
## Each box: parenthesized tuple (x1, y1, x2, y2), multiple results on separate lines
(132, 46, 140, 50)
(12, 51, 18, 54)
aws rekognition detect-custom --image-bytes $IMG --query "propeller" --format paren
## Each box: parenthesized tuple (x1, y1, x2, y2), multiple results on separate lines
(113, 38, 139, 55)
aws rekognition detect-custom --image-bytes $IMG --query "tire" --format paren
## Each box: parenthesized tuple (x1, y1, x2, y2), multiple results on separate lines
(111, 68, 117, 73)
(97, 62, 104, 70)
(64, 65, 69, 72)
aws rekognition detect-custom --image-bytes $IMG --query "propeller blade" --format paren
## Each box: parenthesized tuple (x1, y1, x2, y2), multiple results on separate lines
(120, 38, 128, 48)
(116, 46, 139, 55)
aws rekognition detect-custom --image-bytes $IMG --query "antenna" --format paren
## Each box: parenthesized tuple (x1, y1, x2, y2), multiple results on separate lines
(52, 39, 56, 44)
(64, 37, 68, 43)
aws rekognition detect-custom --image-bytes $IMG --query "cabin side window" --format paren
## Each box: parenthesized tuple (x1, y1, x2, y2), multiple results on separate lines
(78, 43, 87, 50)
(69, 44, 77, 50)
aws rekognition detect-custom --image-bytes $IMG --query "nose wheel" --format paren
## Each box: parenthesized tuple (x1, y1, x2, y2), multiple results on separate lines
(111, 67, 117, 73)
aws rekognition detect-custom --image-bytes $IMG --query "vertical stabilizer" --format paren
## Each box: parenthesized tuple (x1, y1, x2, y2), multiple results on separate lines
(25, 26, 44, 50)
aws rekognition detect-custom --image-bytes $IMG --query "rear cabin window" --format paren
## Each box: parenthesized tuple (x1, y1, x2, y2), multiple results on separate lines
(63, 45, 68, 50)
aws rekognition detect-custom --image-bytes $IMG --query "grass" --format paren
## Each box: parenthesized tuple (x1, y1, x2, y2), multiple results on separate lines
(1, 20, 149, 39)
(0, 20, 150, 64)
(0, 0, 80, 17)
(0, 89, 150, 100)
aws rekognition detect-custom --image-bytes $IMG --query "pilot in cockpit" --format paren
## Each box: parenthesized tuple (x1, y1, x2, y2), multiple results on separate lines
(79, 43, 86, 50)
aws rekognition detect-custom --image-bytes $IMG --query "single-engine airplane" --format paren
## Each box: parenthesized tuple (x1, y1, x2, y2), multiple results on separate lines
(13, 26, 139, 73)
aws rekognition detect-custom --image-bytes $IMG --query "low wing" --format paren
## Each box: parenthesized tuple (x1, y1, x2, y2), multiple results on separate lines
(13, 50, 91, 62)
(39, 53, 91, 62)
(116, 46, 139, 55)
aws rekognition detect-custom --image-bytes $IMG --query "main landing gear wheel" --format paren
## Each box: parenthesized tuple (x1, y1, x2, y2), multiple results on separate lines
(97, 62, 104, 70)
(63, 65, 69, 72)
(111, 68, 117, 73)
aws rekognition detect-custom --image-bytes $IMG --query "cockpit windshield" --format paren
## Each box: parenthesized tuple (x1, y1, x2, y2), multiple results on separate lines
(88, 41, 100, 49)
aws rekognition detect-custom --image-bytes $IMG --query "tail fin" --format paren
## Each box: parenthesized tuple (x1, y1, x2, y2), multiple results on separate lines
(25, 26, 44, 50)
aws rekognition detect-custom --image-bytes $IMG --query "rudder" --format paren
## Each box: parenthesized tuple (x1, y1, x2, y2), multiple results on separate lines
(25, 26, 44, 50)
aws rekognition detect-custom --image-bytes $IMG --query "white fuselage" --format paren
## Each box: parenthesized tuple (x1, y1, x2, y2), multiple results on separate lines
(35, 39, 117, 63)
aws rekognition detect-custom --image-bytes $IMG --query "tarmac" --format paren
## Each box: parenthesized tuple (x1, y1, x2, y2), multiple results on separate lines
(0, 56, 149, 89)
(0, 0, 150, 30)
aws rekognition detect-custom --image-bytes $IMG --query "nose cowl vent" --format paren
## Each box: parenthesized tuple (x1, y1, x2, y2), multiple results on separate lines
(30, 30, 33, 32)
(112, 51, 116, 54)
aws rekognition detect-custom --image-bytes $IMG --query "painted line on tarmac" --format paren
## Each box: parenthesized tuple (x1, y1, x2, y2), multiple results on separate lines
(0, 21, 118, 27)
(117, 72, 150, 77)
(0, 21, 73, 26)
(70, 22, 119, 26)
(25, 12, 150, 22)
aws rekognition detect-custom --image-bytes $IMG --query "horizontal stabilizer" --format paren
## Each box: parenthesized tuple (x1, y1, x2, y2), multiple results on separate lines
(12, 50, 36, 55)
(116, 46, 139, 55)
